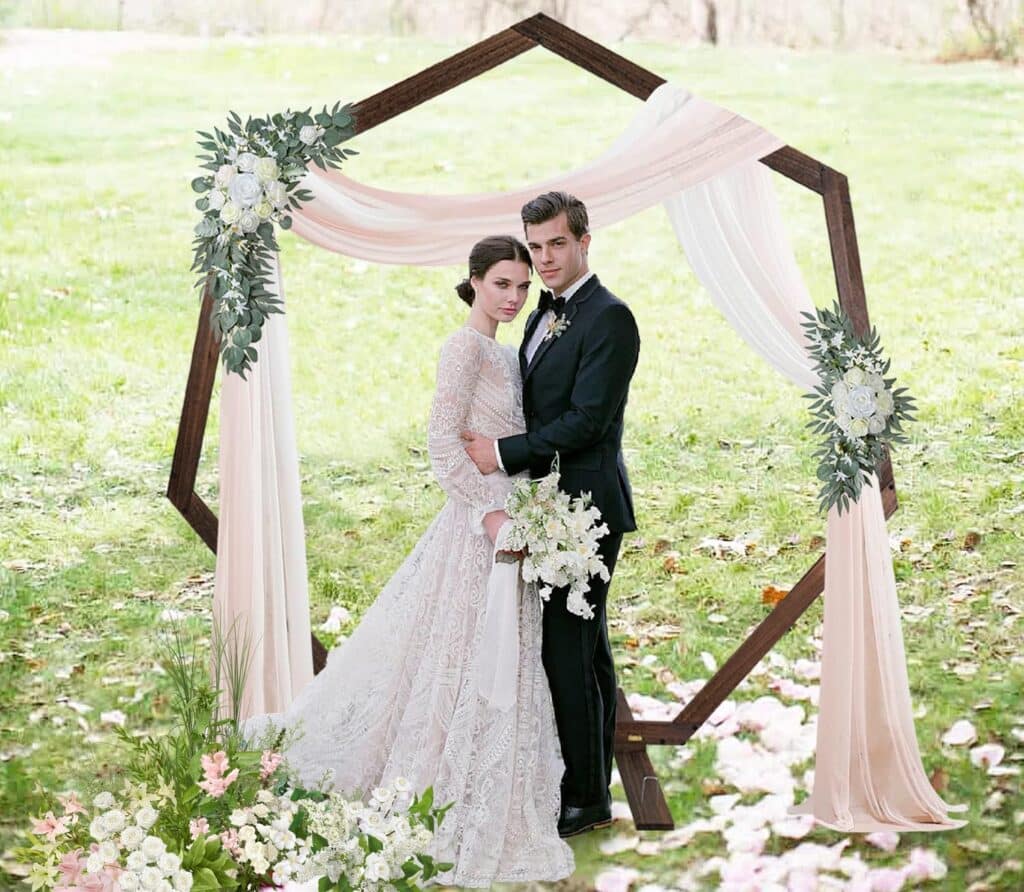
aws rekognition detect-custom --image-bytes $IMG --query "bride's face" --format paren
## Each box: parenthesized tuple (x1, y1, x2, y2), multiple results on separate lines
(471, 260, 531, 324)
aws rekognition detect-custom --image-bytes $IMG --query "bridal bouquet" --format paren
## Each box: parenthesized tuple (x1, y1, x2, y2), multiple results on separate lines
(802, 301, 917, 514)
(503, 457, 610, 620)
(13, 624, 450, 891)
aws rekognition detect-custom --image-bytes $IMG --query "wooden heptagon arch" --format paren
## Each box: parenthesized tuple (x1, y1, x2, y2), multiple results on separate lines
(167, 12, 898, 830)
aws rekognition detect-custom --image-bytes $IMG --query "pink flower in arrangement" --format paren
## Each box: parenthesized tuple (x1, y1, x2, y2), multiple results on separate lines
(220, 827, 242, 858)
(31, 810, 71, 842)
(57, 791, 89, 817)
(260, 750, 284, 781)
(54, 848, 86, 887)
(189, 817, 210, 840)
(198, 750, 239, 797)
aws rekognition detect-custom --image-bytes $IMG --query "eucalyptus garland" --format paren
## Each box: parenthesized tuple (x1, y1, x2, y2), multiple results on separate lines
(190, 102, 357, 377)
(802, 302, 916, 514)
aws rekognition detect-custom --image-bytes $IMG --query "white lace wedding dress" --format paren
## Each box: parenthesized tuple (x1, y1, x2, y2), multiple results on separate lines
(240, 324, 574, 887)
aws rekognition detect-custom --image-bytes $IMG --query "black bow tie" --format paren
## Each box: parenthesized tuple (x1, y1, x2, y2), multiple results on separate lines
(537, 289, 566, 315)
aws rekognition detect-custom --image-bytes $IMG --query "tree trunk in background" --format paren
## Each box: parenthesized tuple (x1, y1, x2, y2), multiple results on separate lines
(702, 0, 719, 43)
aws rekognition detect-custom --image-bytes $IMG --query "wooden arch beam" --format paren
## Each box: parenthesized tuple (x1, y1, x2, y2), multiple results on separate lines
(167, 11, 896, 830)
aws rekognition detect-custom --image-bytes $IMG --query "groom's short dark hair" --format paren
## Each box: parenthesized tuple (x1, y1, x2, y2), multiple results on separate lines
(521, 191, 589, 240)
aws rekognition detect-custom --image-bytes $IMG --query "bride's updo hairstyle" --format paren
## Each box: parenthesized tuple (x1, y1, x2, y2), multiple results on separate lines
(455, 235, 532, 306)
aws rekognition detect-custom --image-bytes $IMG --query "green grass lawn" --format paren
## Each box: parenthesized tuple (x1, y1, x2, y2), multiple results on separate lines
(0, 30, 1022, 890)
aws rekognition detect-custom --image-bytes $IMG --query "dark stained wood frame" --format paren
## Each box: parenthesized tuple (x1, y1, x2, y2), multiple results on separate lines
(167, 12, 898, 831)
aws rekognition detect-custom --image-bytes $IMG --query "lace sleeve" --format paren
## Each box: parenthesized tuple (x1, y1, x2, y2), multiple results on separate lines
(428, 329, 505, 533)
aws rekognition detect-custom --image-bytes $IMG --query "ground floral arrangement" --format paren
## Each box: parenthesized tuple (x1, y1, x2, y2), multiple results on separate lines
(14, 628, 451, 891)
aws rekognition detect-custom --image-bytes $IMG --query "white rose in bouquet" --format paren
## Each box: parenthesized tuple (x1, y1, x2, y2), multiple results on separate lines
(876, 390, 895, 416)
(299, 124, 321, 145)
(848, 417, 870, 438)
(847, 384, 877, 419)
(236, 151, 258, 172)
(228, 172, 263, 209)
(255, 199, 274, 220)
(214, 164, 236, 188)
(239, 209, 261, 233)
(835, 412, 853, 433)
(866, 372, 885, 393)
(94, 791, 116, 810)
(254, 156, 279, 182)
(140, 834, 166, 860)
(265, 180, 288, 208)
(868, 414, 886, 435)
(219, 201, 241, 225)
(843, 366, 867, 386)
(207, 189, 226, 210)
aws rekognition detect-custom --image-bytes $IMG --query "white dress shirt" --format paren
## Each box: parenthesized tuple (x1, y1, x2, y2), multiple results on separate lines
(494, 270, 596, 472)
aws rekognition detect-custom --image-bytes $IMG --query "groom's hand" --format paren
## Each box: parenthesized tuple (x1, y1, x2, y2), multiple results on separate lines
(462, 431, 498, 474)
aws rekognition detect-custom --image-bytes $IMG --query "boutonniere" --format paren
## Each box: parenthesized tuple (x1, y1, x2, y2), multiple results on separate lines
(542, 314, 571, 343)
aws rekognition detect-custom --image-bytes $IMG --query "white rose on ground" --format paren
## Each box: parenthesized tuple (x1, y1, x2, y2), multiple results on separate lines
(214, 164, 236, 188)
(236, 151, 258, 172)
(847, 385, 877, 418)
(843, 366, 867, 386)
(254, 156, 279, 182)
(135, 807, 159, 830)
(299, 125, 321, 145)
(207, 189, 226, 210)
(139, 865, 163, 890)
(219, 201, 241, 225)
(364, 853, 390, 882)
(239, 209, 260, 233)
(265, 180, 288, 208)
(158, 852, 181, 873)
(102, 809, 127, 833)
(228, 172, 263, 209)
(876, 390, 895, 415)
(121, 825, 145, 848)
(140, 834, 166, 861)
(255, 199, 273, 220)
(849, 418, 870, 438)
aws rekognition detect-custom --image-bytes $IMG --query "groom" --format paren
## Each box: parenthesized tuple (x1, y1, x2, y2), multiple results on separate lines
(464, 191, 640, 837)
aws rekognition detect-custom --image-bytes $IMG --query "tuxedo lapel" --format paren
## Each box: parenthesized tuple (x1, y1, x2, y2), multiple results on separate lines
(525, 274, 601, 382)
(520, 308, 544, 379)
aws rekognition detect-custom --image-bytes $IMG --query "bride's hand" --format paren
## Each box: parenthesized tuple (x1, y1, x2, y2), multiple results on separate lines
(483, 509, 511, 544)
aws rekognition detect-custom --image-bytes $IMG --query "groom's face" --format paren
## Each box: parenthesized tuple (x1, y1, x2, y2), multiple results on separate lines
(525, 211, 591, 296)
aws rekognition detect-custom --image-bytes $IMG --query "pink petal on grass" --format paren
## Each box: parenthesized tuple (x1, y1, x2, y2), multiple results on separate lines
(865, 830, 900, 852)
(594, 866, 640, 892)
(905, 847, 948, 881)
(969, 743, 1005, 769)
(940, 719, 977, 746)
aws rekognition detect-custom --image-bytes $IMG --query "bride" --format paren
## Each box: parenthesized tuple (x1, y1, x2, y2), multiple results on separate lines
(239, 234, 575, 887)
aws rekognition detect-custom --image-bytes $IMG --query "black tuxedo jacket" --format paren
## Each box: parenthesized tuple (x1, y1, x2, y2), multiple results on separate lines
(497, 274, 640, 534)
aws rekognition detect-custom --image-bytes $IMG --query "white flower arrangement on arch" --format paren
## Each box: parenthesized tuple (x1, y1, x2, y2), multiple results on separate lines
(802, 302, 917, 514)
(190, 103, 358, 378)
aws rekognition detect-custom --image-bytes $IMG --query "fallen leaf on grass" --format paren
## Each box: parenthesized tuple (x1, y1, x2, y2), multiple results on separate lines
(761, 585, 789, 606)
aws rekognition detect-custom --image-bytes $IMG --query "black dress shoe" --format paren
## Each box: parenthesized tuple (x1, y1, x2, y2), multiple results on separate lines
(558, 800, 612, 838)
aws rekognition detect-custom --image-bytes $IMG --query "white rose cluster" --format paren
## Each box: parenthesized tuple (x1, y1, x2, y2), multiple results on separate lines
(502, 468, 610, 619)
(82, 791, 194, 892)
(291, 778, 435, 890)
(227, 789, 311, 886)
(830, 365, 894, 440)
(207, 150, 290, 235)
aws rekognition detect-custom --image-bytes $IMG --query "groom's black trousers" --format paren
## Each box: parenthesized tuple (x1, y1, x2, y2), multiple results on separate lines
(541, 530, 623, 809)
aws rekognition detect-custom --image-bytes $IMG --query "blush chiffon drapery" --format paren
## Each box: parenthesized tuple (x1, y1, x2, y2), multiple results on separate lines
(212, 82, 965, 832)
